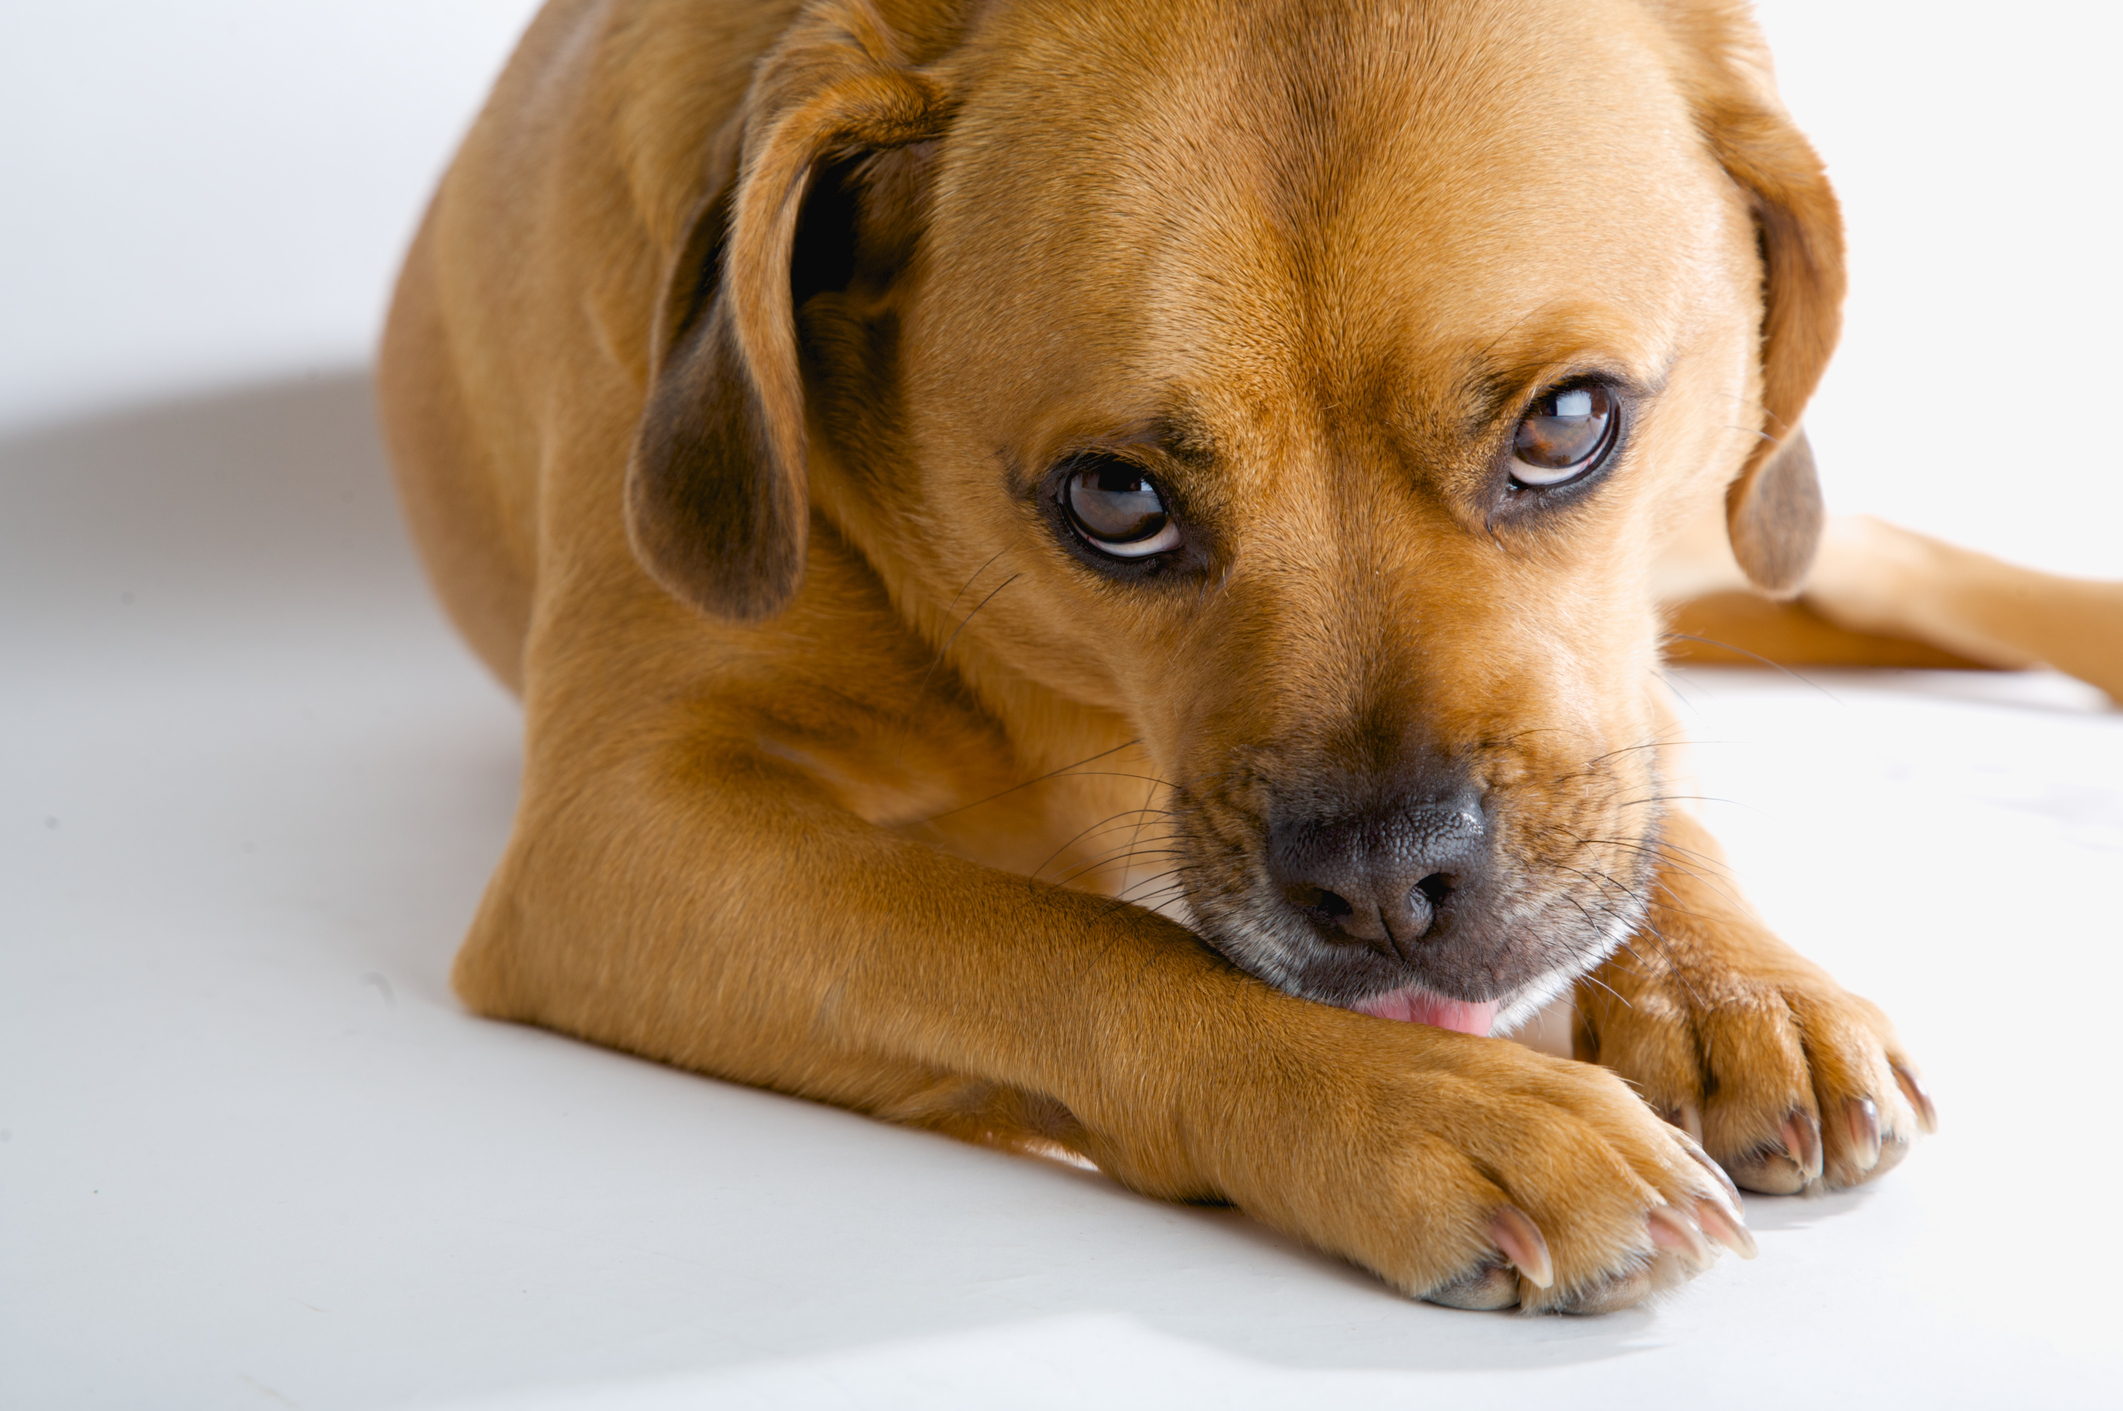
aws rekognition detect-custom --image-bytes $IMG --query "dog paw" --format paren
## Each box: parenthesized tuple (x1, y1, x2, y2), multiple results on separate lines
(1419, 1185, 1752, 1315)
(1576, 937, 1936, 1195)
(1226, 1034, 1755, 1313)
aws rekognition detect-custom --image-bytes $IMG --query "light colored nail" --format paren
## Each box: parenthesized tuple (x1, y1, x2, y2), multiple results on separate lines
(1646, 1203, 1713, 1268)
(1694, 1199, 1758, 1260)
(1672, 1129, 1744, 1214)
(1490, 1205, 1554, 1290)
(1843, 1096, 1882, 1170)
(1893, 1063, 1939, 1134)
(1781, 1110, 1823, 1181)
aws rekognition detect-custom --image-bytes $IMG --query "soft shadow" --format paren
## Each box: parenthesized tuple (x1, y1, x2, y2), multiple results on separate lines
(1, 368, 522, 1014)
(0, 367, 438, 635)
(721, 1092, 1668, 1373)
(1739, 1181, 1881, 1232)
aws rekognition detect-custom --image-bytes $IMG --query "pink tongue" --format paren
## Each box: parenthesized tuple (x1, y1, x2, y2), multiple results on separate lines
(1351, 987, 1500, 1036)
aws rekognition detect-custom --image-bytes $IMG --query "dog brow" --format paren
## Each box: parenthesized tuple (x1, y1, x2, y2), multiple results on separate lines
(1144, 405, 1221, 468)
(1461, 359, 1532, 437)
(1458, 350, 1667, 441)
(1077, 402, 1222, 472)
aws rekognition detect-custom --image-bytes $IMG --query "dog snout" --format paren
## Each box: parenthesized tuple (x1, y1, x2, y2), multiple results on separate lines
(1265, 792, 1489, 959)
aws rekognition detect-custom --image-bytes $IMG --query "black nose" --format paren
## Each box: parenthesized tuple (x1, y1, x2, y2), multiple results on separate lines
(1266, 792, 1488, 956)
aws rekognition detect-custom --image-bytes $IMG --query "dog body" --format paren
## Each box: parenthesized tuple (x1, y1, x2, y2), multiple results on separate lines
(383, 0, 1936, 1312)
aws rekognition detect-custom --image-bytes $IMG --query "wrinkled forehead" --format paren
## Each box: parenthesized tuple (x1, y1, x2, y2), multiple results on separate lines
(926, 0, 1754, 423)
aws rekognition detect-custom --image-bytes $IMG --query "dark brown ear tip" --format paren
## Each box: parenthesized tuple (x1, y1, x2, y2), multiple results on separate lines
(676, 569, 805, 624)
(624, 451, 809, 624)
(1727, 428, 1823, 598)
(627, 523, 808, 623)
(625, 306, 811, 624)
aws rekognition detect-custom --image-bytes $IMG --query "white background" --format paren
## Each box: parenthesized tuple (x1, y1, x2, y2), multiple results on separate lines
(3, 3, 2120, 1408)
(3, 0, 2117, 564)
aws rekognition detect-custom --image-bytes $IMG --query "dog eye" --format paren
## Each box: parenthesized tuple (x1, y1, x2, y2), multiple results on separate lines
(1509, 384, 1618, 487)
(1063, 458, 1182, 557)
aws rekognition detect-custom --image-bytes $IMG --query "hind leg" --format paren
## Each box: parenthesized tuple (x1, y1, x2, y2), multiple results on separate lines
(1801, 516, 2123, 701)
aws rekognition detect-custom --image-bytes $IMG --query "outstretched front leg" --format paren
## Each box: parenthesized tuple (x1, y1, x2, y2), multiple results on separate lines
(1575, 810, 1937, 1194)
(457, 567, 1752, 1312)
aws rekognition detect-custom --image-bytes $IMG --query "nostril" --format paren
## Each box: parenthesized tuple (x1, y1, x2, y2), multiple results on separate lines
(1415, 873, 1452, 907)
(1283, 883, 1354, 921)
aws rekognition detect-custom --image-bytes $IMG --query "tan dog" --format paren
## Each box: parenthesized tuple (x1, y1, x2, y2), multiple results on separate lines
(380, 0, 1972, 1314)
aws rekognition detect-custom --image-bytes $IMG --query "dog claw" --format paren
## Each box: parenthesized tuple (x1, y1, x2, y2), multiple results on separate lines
(1842, 1096, 1882, 1172)
(1646, 1204, 1714, 1270)
(1668, 1125, 1744, 1213)
(1725, 1108, 1824, 1194)
(1893, 1063, 1938, 1134)
(1693, 1199, 1757, 1260)
(1489, 1204, 1553, 1290)
(1782, 1110, 1823, 1181)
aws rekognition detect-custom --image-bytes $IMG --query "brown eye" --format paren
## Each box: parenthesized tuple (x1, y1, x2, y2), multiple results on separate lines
(1510, 384, 1617, 487)
(1063, 459, 1182, 558)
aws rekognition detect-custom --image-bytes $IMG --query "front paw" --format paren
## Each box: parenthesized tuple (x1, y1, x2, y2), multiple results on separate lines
(1577, 930, 1937, 1194)
(1215, 1030, 1755, 1313)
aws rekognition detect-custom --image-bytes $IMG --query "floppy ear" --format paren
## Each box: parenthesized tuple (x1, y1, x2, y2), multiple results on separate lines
(1664, 3, 1846, 597)
(626, 4, 949, 622)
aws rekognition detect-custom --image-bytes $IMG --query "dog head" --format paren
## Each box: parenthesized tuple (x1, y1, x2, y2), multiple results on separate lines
(628, 0, 1842, 1032)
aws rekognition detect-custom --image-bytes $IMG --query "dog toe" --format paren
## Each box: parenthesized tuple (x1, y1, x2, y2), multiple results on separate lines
(1721, 1108, 1820, 1194)
(1547, 1261, 1654, 1315)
